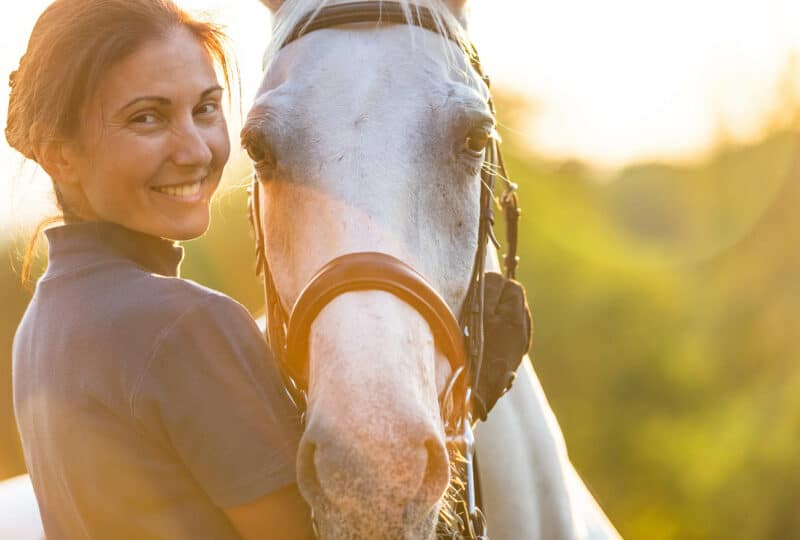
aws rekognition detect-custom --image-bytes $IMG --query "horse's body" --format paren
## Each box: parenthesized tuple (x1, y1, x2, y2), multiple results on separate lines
(0, 1, 622, 538)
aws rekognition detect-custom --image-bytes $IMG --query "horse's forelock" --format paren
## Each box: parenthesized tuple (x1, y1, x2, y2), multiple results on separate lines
(262, 0, 472, 74)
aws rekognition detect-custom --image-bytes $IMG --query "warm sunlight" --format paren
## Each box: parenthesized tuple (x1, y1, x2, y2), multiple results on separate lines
(2, 0, 800, 227)
(2, 4, 799, 539)
(468, 0, 800, 165)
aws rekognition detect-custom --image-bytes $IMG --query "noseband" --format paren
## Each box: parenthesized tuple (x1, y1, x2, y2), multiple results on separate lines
(248, 3, 522, 538)
(283, 252, 469, 409)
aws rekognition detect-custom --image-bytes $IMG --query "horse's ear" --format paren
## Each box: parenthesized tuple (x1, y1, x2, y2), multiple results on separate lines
(258, 0, 285, 12)
(443, 0, 469, 25)
(444, 0, 469, 12)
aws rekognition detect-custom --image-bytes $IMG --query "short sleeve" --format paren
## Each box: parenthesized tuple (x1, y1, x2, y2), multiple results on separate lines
(132, 294, 302, 508)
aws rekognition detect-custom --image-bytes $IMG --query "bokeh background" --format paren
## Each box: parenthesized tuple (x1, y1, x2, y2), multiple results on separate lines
(2, 1, 799, 539)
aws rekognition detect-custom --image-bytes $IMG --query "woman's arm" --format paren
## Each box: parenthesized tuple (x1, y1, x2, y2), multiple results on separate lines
(224, 483, 315, 540)
(133, 293, 311, 536)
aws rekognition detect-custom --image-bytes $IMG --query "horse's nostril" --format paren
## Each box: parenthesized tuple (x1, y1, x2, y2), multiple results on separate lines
(416, 437, 450, 509)
(296, 438, 322, 504)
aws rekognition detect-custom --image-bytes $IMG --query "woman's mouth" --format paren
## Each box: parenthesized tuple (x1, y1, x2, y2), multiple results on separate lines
(150, 178, 205, 200)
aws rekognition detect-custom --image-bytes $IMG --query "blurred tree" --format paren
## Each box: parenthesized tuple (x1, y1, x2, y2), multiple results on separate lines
(0, 249, 29, 478)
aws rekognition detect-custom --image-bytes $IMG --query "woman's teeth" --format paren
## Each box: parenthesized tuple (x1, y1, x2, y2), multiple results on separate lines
(151, 179, 202, 198)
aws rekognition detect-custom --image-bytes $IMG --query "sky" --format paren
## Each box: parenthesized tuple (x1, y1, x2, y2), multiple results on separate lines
(2, 0, 800, 229)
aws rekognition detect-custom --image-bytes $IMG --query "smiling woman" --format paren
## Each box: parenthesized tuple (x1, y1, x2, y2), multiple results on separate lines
(8, 0, 235, 283)
(61, 29, 230, 240)
(6, 1, 313, 539)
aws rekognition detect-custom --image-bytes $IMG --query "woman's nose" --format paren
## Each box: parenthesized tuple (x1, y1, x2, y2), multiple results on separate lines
(172, 121, 213, 167)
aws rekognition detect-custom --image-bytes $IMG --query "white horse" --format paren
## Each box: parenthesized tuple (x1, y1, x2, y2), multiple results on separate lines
(244, 0, 622, 538)
(0, 1, 622, 538)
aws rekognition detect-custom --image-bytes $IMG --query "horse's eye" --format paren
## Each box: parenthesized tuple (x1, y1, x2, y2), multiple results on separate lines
(246, 144, 269, 164)
(465, 127, 491, 154)
(241, 127, 275, 168)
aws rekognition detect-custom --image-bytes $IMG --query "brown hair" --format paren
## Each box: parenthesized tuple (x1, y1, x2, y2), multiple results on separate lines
(7, 0, 237, 286)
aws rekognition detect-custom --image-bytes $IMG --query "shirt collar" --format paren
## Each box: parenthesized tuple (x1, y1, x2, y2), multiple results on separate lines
(45, 221, 184, 277)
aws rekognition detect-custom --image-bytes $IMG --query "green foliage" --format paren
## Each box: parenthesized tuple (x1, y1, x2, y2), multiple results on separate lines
(492, 96, 800, 539)
(1, 95, 798, 539)
(0, 248, 30, 479)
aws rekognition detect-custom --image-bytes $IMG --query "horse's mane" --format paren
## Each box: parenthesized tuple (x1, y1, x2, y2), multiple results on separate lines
(263, 0, 472, 74)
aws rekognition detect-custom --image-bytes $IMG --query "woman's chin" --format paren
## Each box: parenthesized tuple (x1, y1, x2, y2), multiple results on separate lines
(135, 212, 211, 241)
(164, 219, 210, 241)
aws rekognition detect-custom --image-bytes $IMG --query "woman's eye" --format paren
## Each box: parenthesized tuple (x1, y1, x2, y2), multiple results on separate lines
(131, 113, 160, 125)
(465, 127, 491, 154)
(195, 102, 220, 116)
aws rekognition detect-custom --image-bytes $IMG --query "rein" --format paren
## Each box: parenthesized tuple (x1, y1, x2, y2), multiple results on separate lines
(248, 3, 521, 538)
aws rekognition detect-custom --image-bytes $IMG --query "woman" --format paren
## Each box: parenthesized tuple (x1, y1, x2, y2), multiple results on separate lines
(7, 1, 313, 538)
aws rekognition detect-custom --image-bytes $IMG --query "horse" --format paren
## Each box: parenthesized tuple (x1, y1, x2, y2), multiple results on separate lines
(243, 1, 622, 538)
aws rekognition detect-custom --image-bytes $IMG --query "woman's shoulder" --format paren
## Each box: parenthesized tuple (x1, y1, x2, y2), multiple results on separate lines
(138, 275, 258, 337)
(19, 270, 258, 358)
(38, 266, 257, 349)
(127, 279, 270, 412)
(168, 281, 254, 329)
(132, 281, 274, 412)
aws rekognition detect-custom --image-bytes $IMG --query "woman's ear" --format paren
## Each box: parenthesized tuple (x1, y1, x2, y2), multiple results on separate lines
(33, 134, 82, 188)
(34, 135, 95, 220)
(258, 0, 286, 13)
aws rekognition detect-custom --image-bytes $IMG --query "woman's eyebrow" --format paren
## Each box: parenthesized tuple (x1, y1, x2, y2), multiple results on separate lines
(116, 95, 170, 115)
(200, 85, 224, 99)
(116, 85, 223, 115)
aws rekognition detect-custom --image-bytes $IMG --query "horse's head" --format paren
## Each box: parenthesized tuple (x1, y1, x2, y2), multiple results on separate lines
(245, 1, 489, 537)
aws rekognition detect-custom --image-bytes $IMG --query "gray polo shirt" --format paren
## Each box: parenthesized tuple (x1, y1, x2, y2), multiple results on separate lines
(13, 221, 303, 540)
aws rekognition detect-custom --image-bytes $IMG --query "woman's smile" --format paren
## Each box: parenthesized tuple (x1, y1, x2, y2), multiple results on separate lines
(150, 176, 212, 202)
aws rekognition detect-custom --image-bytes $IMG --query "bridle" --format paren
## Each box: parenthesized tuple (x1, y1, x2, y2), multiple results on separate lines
(247, 3, 521, 538)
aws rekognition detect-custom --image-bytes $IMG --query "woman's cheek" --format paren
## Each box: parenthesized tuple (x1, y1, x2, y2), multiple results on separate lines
(127, 134, 170, 168)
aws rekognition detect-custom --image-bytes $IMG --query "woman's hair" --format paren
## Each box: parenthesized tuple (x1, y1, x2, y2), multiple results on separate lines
(7, 0, 237, 286)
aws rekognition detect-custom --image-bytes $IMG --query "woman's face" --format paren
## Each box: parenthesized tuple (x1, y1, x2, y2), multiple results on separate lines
(73, 27, 230, 240)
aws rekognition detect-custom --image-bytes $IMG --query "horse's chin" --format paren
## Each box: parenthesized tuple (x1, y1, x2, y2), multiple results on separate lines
(312, 504, 440, 540)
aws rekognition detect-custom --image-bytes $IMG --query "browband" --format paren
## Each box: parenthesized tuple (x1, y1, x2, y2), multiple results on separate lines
(282, 1, 457, 49)
(279, 1, 483, 75)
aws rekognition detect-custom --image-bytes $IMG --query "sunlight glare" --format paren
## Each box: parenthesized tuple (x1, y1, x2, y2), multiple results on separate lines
(2, 0, 800, 227)
(468, 0, 800, 165)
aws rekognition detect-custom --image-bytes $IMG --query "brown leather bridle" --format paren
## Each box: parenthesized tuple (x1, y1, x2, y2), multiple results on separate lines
(247, 3, 521, 538)
(285, 252, 468, 408)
